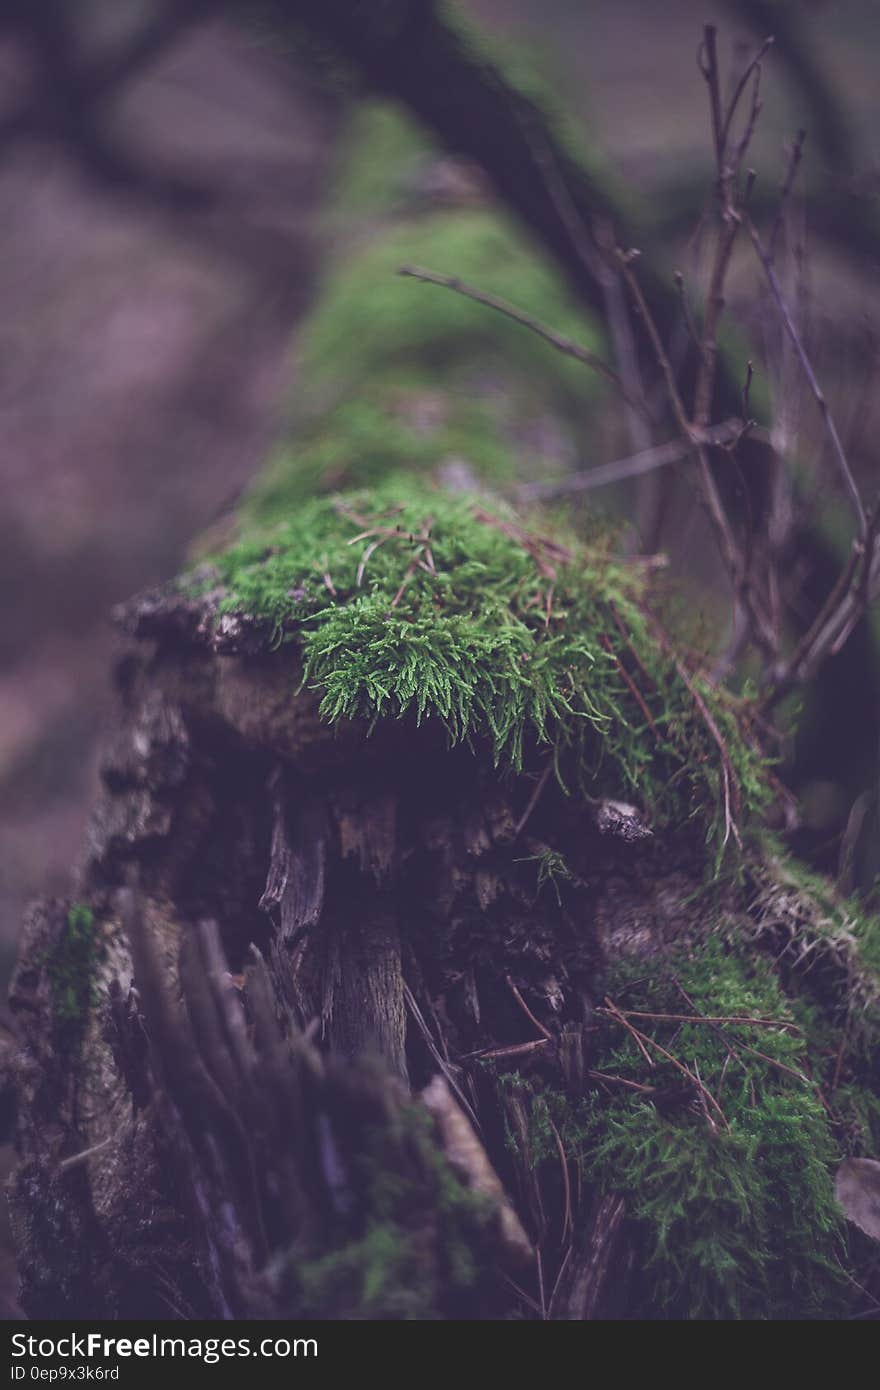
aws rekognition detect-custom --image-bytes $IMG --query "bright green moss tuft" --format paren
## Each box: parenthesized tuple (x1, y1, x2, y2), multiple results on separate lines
(204, 476, 768, 861)
(47, 904, 101, 1041)
(498, 938, 854, 1320)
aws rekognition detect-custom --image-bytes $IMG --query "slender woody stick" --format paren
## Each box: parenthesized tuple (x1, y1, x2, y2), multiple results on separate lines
(397, 263, 651, 421)
(744, 214, 867, 539)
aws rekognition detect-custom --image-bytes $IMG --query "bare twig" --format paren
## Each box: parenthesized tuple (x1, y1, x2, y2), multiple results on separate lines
(616, 249, 750, 602)
(676, 656, 741, 847)
(745, 215, 867, 538)
(464, 1038, 551, 1062)
(673, 270, 703, 351)
(768, 129, 807, 263)
(734, 1039, 811, 1087)
(547, 1116, 573, 1242)
(599, 632, 659, 738)
(647, 611, 743, 844)
(515, 762, 554, 837)
(506, 974, 553, 1043)
(403, 983, 480, 1129)
(615, 251, 695, 442)
(763, 537, 864, 706)
(58, 1136, 114, 1172)
(587, 1070, 656, 1094)
(603, 997, 654, 1069)
(698, 27, 725, 173)
(515, 418, 751, 501)
(603, 999, 730, 1130)
(719, 36, 775, 162)
(615, 1008, 801, 1032)
(397, 264, 651, 420)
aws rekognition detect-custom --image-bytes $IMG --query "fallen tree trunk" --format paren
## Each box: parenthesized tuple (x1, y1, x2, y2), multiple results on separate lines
(5, 480, 877, 1319)
(3, 41, 879, 1321)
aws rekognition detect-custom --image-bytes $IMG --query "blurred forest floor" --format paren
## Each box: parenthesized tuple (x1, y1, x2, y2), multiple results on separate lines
(0, 0, 878, 1315)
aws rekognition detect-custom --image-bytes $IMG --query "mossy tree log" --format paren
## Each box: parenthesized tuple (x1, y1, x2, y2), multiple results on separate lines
(5, 479, 878, 1319)
(4, 48, 880, 1320)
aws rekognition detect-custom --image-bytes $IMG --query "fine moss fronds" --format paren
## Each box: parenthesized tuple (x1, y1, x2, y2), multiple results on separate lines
(744, 847, 880, 1051)
(515, 846, 574, 906)
(203, 476, 768, 860)
(497, 938, 854, 1320)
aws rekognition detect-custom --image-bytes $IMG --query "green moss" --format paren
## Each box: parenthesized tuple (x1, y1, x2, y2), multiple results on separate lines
(203, 476, 768, 860)
(499, 938, 853, 1319)
(47, 904, 101, 1043)
(325, 102, 431, 228)
(744, 846, 880, 1054)
(515, 845, 573, 906)
(252, 386, 515, 519)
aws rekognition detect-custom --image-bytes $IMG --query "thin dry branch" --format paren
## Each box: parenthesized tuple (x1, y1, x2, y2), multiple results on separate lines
(768, 128, 807, 262)
(603, 999, 730, 1130)
(745, 215, 867, 538)
(403, 982, 479, 1129)
(694, 27, 767, 433)
(615, 248, 752, 610)
(587, 1070, 656, 1095)
(766, 509, 880, 706)
(599, 632, 659, 739)
(514, 761, 553, 837)
(719, 35, 775, 159)
(646, 610, 743, 845)
(614, 250, 695, 442)
(506, 974, 553, 1043)
(675, 656, 742, 847)
(674, 270, 703, 351)
(515, 418, 749, 502)
(603, 997, 655, 1069)
(396, 264, 651, 420)
(617, 1009, 801, 1032)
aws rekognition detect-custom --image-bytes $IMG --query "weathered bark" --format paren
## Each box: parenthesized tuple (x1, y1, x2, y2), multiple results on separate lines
(3, 5, 876, 1323)
(3, 577, 710, 1319)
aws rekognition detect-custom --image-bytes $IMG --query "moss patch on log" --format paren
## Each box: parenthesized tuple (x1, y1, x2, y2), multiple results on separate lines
(45, 904, 102, 1041)
(496, 935, 856, 1319)
(252, 101, 605, 510)
(199, 476, 768, 863)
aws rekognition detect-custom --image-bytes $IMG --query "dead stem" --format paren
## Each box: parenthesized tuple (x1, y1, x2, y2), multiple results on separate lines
(506, 973, 553, 1043)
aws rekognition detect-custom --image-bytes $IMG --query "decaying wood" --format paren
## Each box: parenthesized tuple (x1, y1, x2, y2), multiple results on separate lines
(3, 580, 713, 1319)
(551, 1194, 629, 1320)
